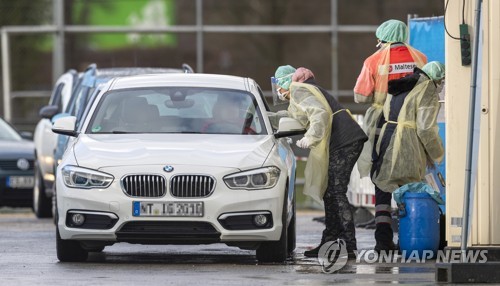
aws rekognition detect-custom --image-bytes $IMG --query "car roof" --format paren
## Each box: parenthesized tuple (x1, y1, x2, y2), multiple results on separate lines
(0, 117, 23, 141)
(108, 73, 249, 91)
(96, 67, 184, 77)
(82, 67, 188, 87)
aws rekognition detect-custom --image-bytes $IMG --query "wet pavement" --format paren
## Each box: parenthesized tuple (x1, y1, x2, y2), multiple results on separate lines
(0, 208, 451, 285)
(294, 211, 437, 284)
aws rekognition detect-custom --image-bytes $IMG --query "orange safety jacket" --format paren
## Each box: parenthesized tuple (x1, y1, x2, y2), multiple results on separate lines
(354, 44, 427, 104)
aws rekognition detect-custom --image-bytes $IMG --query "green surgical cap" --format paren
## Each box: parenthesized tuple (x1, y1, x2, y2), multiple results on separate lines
(274, 65, 296, 90)
(376, 19, 408, 43)
(422, 61, 445, 81)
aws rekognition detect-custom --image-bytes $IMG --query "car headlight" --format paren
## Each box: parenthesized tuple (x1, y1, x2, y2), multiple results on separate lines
(224, 167, 280, 190)
(61, 165, 114, 189)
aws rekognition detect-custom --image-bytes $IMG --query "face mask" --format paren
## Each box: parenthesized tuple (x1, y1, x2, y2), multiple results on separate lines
(277, 88, 288, 101)
(435, 80, 445, 94)
(436, 83, 444, 94)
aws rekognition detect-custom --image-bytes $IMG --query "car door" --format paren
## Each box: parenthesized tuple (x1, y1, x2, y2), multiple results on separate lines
(32, 70, 78, 217)
(33, 70, 78, 190)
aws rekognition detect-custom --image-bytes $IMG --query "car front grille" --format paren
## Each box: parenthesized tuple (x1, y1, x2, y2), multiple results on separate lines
(170, 175, 215, 198)
(0, 160, 34, 171)
(122, 175, 166, 198)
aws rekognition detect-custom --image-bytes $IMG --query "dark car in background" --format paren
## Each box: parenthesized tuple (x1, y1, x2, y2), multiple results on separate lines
(0, 118, 35, 208)
(32, 63, 194, 218)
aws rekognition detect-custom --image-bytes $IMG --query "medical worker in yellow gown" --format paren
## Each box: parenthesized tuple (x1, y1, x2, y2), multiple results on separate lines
(271, 65, 367, 258)
(373, 61, 445, 193)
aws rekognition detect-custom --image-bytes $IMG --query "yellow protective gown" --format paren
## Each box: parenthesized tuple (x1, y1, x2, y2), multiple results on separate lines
(356, 44, 427, 178)
(373, 75, 444, 192)
(286, 82, 333, 203)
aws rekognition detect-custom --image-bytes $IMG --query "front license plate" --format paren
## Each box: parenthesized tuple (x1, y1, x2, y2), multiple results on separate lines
(133, 201, 204, 217)
(7, 176, 35, 189)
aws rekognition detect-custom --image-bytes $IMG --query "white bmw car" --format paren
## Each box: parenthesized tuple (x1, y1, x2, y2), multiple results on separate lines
(52, 73, 305, 263)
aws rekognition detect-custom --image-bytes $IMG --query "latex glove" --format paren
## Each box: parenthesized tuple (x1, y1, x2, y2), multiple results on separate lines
(296, 137, 311, 149)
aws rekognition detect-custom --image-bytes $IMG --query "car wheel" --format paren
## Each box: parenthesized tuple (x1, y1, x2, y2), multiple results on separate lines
(287, 196, 296, 255)
(87, 246, 105, 253)
(256, 187, 289, 263)
(56, 227, 88, 262)
(33, 161, 53, 218)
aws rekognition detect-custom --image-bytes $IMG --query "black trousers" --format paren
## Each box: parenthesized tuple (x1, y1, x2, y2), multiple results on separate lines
(321, 140, 364, 251)
(371, 119, 394, 246)
(374, 185, 393, 245)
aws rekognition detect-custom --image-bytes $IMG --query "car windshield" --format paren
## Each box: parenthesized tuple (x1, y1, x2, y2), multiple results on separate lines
(0, 119, 22, 141)
(86, 87, 267, 135)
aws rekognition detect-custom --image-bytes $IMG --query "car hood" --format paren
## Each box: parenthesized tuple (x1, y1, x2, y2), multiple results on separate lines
(0, 140, 34, 159)
(73, 134, 275, 170)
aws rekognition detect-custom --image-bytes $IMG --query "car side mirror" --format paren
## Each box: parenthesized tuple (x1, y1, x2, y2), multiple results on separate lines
(274, 117, 306, 139)
(39, 105, 60, 120)
(182, 63, 194, 73)
(52, 116, 78, 137)
(51, 112, 71, 124)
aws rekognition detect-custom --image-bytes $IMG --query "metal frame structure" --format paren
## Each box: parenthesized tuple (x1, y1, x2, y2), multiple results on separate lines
(1, 0, 377, 122)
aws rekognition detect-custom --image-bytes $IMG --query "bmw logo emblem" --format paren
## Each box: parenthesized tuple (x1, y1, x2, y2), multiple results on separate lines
(163, 165, 174, 173)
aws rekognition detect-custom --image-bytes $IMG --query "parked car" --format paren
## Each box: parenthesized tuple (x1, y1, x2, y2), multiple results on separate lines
(0, 117, 35, 207)
(52, 73, 305, 263)
(33, 69, 79, 217)
(33, 63, 193, 218)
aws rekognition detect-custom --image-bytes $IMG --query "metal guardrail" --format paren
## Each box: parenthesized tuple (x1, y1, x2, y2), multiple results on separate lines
(11, 91, 51, 98)
(1, 0, 377, 122)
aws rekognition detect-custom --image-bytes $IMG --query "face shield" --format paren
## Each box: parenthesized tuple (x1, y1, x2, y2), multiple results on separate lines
(270, 77, 289, 106)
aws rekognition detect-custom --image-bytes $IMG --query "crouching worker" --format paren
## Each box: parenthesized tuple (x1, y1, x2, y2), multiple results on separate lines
(371, 61, 445, 251)
(270, 65, 368, 258)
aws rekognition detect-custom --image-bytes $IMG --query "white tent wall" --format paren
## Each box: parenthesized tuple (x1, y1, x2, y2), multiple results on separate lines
(445, 0, 500, 247)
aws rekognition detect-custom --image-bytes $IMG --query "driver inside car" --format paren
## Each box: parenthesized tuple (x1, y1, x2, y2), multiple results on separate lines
(202, 95, 256, 134)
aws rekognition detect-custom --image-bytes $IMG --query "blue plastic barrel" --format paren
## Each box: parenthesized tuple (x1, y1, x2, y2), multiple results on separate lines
(399, 192, 440, 258)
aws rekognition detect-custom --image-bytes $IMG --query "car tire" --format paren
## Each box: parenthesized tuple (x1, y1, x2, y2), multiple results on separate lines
(33, 161, 53, 218)
(287, 198, 296, 255)
(87, 246, 105, 253)
(56, 228, 88, 262)
(287, 173, 297, 255)
(256, 187, 289, 263)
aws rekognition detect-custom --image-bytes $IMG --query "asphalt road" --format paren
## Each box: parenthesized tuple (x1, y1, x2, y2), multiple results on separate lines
(0, 207, 437, 285)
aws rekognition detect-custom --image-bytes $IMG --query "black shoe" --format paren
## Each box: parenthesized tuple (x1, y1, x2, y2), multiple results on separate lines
(304, 245, 321, 257)
(312, 216, 326, 224)
(374, 241, 397, 254)
(304, 245, 358, 259)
